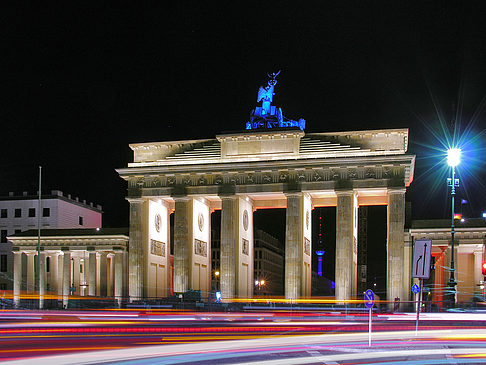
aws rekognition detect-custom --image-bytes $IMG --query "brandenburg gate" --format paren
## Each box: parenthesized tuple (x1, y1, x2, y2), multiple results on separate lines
(117, 74, 415, 303)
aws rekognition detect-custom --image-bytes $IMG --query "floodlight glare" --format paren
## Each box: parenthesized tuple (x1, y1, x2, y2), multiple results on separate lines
(447, 148, 461, 167)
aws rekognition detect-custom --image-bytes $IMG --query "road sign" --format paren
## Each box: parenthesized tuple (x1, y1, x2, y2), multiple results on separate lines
(365, 289, 375, 309)
(412, 239, 432, 279)
(412, 284, 420, 294)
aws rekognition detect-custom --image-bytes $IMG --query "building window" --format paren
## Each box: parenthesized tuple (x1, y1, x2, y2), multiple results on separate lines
(43, 208, 50, 217)
(0, 283, 6, 290)
(79, 216, 84, 226)
(0, 230, 6, 243)
(0, 255, 6, 272)
(14, 209, 21, 218)
(28, 208, 35, 217)
(46, 257, 50, 273)
(0, 209, 6, 218)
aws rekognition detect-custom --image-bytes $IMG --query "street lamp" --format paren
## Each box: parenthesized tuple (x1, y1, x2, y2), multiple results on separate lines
(255, 279, 265, 295)
(447, 148, 461, 307)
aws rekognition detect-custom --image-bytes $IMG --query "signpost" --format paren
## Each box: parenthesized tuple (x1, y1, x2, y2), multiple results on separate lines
(412, 239, 432, 335)
(364, 289, 374, 346)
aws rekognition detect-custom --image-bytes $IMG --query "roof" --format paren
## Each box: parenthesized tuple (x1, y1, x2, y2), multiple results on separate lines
(9, 228, 128, 238)
(410, 218, 486, 229)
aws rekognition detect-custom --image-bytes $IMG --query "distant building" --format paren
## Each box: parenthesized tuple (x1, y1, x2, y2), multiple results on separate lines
(405, 218, 486, 308)
(210, 228, 284, 297)
(9, 228, 128, 308)
(253, 229, 284, 296)
(0, 190, 102, 290)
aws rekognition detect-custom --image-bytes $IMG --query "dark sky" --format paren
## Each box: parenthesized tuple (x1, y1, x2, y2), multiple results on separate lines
(1, 2, 486, 228)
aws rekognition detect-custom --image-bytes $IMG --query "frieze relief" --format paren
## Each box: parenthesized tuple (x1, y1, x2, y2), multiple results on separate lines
(194, 239, 207, 257)
(242, 238, 249, 256)
(128, 165, 403, 191)
(304, 237, 311, 256)
(150, 239, 166, 257)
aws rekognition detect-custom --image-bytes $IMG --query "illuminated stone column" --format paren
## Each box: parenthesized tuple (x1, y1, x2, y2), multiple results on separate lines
(114, 251, 123, 306)
(474, 249, 483, 293)
(335, 190, 358, 302)
(88, 251, 97, 296)
(13, 251, 22, 307)
(73, 256, 80, 295)
(220, 196, 237, 299)
(62, 250, 71, 308)
(57, 254, 63, 297)
(99, 252, 108, 296)
(39, 251, 46, 309)
(173, 197, 191, 293)
(128, 198, 145, 301)
(26, 252, 35, 293)
(50, 252, 59, 293)
(387, 189, 406, 305)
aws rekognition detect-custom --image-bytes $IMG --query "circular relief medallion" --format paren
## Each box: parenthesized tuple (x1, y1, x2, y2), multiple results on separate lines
(155, 213, 161, 233)
(306, 210, 310, 230)
(198, 212, 204, 232)
(243, 209, 249, 231)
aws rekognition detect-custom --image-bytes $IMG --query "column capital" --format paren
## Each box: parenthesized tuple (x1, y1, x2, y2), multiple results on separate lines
(220, 195, 238, 201)
(335, 189, 355, 197)
(173, 196, 191, 203)
(126, 197, 145, 204)
(387, 188, 407, 195)
(284, 191, 304, 198)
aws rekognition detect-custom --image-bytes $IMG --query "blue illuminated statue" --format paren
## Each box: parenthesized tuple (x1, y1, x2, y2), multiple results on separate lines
(247, 71, 306, 131)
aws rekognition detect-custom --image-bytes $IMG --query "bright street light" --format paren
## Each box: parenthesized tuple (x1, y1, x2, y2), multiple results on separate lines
(447, 148, 461, 167)
(446, 147, 461, 308)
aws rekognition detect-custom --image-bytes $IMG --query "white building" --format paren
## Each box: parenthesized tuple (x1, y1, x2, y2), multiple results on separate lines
(0, 190, 102, 290)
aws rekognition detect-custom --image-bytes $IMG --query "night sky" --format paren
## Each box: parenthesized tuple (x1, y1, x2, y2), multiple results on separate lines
(2, 2, 486, 240)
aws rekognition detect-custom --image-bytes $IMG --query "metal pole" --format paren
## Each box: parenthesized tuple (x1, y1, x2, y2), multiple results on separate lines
(449, 166, 456, 307)
(37, 166, 42, 309)
(368, 307, 372, 347)
(415, 278, 422, 336)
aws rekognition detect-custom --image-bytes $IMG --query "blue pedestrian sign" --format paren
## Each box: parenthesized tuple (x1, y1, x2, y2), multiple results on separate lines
(365, 289, 375, 309)
(412, 284, 420, 294)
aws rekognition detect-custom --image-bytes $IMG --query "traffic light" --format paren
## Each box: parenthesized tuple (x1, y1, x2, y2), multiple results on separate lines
(482, 261, 486, 276)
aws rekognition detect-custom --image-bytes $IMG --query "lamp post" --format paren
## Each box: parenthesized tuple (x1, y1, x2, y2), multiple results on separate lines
(447, 148, 461, 308)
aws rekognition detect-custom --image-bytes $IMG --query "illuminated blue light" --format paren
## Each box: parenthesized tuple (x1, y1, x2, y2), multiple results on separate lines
(246, 72, 306, 131)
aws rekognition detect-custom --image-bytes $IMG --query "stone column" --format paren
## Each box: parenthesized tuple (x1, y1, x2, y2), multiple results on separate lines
(387, 189, 406, 305)
(13, 251, 22, 307)
(57, 254, 64, 297)
(62, 250, 71, 308)
(474, 250, 483, 293)
(173, 197, 191, 293)
(128, 198, 145, 301)
(220, 196, 237, 299)
(39, 251, 46, 309)
(26, 252, 35, 293)
(73, 256, 80, 295)
(88, 251, 97, 296)
(114, 251, 123, 306)
(50, 253, 59, 293)
(335, 190, 358, 302)
(99, 252, 108, 296)
(285, 193, 303, 299)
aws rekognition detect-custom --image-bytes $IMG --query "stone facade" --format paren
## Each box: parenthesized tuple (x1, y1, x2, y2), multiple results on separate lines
(8, 228, 129, 308)
(117, 127, 415, 302)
